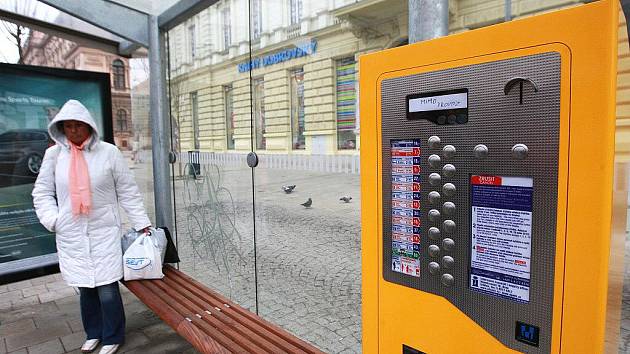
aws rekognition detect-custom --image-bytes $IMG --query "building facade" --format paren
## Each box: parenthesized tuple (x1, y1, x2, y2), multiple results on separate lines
(168, 0, 630, 160)
(22, 31, 134, 149)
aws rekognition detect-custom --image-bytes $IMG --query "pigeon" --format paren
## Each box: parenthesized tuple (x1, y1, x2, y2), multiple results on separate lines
(282, 185, 296, 194)
(301, 198, 312, 208)
(340, 196, 352, 203)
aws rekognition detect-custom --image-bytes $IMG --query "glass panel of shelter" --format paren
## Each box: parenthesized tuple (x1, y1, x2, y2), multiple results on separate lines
(248, 1, 364, 353)
(166, 0, 257, 311)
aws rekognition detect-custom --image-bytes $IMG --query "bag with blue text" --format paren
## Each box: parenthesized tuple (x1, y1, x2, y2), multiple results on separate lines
(122, 228, 168, 262)
(122, 231, 164, 280)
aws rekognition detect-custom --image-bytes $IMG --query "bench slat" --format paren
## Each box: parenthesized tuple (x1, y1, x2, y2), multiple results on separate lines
(123, 266, 326, 354)
(141, 280, 250, 353)
(164, 269, 306, 353)
(153, 278, 269, 353)
(124, 280, 184, 326)
(166, 267, 325, 354)
(177, 320, 232, 354)
(124, 281, 236, 353)
(160, 274, 287, 353)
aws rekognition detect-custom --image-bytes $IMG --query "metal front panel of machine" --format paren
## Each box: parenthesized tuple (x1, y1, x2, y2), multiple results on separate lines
(380, 52, 560, 353)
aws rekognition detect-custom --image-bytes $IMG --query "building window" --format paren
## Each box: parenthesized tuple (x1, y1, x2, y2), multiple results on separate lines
(251, 0, 262, 41)
(289, 0, 302, 25)
(290, 68, 305, 150)
(190, 92, 200, 150)
(224, 85, 235, 150)
(222, 7, 231, 51)
(336, 57, 357, 150)
(189, 24, 196, 59)
(112, 59, 125, 89)
(253, 78, 265, 150)
(116, 109, 128, 132)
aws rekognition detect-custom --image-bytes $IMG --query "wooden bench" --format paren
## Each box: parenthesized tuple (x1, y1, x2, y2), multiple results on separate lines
(123, 265, 325, 354)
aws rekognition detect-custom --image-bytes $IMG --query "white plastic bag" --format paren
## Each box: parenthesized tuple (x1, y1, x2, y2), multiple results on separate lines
(123, 232, 164, 280)
(150, 228, 168, 263)
(122, 227, 168, 263)
(121, 228, 142, 254)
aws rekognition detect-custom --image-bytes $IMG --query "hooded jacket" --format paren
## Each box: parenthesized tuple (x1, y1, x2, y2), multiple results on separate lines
(32, 100, 151, 287)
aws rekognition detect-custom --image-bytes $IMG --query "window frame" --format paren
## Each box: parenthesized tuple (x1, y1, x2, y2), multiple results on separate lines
(251, 0, 262, 41)
(112, 59, 125, 90)
(335, 56, 358, 150)
(289, 0, 302, 25)
(222, 6, 231, 51)
(253, 78, 265, 150)
(224, 85, 235, 150)
(289, 67, 305, 150)
(116, 109, 128, 132)
(189, 24, 196, 60)
(190, 91, 200, 150)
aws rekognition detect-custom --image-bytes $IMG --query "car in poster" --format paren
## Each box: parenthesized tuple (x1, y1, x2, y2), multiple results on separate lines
(0, 129, 52, 185)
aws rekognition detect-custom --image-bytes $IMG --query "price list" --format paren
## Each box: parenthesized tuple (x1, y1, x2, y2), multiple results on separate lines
(391, 139, 421, 277)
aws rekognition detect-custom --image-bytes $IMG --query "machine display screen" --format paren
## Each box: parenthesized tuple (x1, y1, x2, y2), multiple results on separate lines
(469, 175, 533, 303)
(406, 89, 468, 124)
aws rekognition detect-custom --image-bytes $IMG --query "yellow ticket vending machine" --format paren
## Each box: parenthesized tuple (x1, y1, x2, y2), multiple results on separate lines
(360, 1, 621, 353)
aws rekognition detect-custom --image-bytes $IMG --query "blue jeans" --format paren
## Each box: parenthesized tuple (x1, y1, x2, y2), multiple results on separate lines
(79, 282, 125, 345)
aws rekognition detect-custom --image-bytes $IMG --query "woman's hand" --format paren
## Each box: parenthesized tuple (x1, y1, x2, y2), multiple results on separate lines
(141, 226, 151, 234)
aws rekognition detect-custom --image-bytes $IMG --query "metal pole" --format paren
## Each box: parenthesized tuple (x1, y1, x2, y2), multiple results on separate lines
(409, 0, 449, 44)
(505, 0, 512, 22)
(148, 15, 174, 231)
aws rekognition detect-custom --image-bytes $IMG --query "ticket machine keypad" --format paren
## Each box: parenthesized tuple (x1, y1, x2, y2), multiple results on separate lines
(381, 51, 561, 353)
(426, 136, 458, 286)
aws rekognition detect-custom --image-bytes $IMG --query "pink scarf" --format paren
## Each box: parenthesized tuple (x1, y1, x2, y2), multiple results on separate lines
(69, 139, 91, 215)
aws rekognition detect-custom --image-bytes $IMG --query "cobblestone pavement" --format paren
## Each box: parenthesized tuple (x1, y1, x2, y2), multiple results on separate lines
(172, 164, 362, 353)
(0, 273, 197, 354)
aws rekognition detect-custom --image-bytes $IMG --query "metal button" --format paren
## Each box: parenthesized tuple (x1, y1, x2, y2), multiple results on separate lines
(429, 262, 440, 275)
(442, 256, 454, 269)
(437, 115, 447, 125)
(428, 173, 441, 186)
(443, 220, 456, 234)
(428, 136, 441, 149)
(428, 245, 440, 257)
(441, 273, 454, 287)
(442, 164, 456, 177)
(442, 183, 456, 196)
(428, 154, 441, 168)
(428, 209, 441, 222)
(428, 227, 441, 240)
(474, 144, 489, 159)
(443, 202, 456, 215)
(447, 114, 457, 124)
(511, 144, 529, 160)
(442, 238, 455, 251)
(443, 145, 456, 159)
(428, 191, 441, 205)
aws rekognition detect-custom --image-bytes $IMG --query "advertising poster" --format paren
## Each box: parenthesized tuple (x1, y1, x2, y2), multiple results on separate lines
(0, 64, 111, 278)
(469, 175, 533, 303)
(391, 139, 421, 277)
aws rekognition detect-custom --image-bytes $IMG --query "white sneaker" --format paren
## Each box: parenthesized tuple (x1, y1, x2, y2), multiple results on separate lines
(81, 339, 100, 353)
(98, 344, 120, 354)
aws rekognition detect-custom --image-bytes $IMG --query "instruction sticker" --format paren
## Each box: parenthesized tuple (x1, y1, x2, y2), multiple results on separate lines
(391, 139, 421, 277)
(469, 175, 533, 303)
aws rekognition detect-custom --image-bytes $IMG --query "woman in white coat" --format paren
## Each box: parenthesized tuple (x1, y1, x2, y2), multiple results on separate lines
(32, 100, 151, 354)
